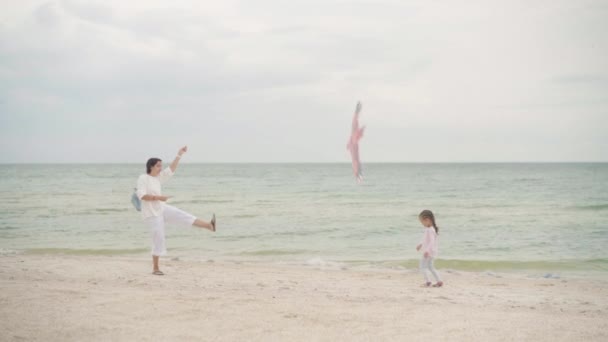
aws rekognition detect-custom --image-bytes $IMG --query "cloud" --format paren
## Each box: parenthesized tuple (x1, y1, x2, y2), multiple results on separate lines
(0, 0, 607, 162)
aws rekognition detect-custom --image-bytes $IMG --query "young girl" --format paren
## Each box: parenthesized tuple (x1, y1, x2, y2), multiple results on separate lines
(416, 210, 443, 287)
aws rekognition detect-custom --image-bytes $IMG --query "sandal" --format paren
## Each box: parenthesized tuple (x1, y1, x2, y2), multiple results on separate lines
(421, 282, 432, 287)
(152, 270, 164, 276)
(210, 213, 216, 232)
(432, 281, 444, 287)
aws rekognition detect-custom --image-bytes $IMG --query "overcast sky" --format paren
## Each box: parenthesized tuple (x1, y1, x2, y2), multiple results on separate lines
(1, 0, 607, 163)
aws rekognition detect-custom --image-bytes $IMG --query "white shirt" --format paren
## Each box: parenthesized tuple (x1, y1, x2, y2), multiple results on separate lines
(136, 167, 174, 219)
(420, 226, 439, 258)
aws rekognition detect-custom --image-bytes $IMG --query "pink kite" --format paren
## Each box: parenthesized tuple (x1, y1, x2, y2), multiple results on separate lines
(347, 101, 365, 183)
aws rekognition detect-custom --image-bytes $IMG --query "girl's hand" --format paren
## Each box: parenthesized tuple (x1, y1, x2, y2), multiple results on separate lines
(178, 146, 188, 156)
(423, 252, 429, 258)
(416, 244, 422, 251)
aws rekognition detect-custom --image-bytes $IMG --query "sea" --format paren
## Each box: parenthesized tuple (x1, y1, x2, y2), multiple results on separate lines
(1, 163, 607, 278)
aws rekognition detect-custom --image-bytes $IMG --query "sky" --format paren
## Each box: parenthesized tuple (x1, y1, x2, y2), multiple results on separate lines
(0, 0, 607, 163)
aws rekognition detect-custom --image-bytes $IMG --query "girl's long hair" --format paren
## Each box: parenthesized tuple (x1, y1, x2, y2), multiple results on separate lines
(419, 209, 439, 234)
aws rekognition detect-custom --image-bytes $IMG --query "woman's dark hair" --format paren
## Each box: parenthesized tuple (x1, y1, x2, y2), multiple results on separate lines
(146, 158, 162, 174)
(419, 209, 438, 234)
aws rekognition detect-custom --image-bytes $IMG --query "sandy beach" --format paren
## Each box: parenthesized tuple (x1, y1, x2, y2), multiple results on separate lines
(0, 254, 606, 341)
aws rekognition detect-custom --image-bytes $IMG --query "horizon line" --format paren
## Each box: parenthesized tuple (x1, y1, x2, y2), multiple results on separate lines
(1, 161, 607, 165)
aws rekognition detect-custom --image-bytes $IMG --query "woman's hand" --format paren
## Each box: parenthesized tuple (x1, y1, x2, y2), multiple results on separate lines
(156, 195, 172, 202)
(170, 146, 187, 172)
(416, 244, 422, 251)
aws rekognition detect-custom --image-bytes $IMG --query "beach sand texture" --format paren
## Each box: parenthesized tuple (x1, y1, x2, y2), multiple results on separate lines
(1, 254, 607, 341)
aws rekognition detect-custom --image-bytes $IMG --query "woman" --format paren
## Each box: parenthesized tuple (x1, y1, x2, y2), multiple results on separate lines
(136, 146, 216, 275)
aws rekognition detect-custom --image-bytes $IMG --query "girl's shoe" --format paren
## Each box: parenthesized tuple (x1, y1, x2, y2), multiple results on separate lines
(432, 281, 444, 287)
(421, 282, 432, 287)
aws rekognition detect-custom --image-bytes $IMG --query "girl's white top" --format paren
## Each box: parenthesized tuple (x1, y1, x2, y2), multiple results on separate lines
(420, 226, 439, 258)
(136, 167, 174, 219)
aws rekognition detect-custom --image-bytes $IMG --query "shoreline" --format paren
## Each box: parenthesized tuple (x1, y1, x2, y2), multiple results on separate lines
(5, 248, 607, 281)
(1, 254, 607, 341)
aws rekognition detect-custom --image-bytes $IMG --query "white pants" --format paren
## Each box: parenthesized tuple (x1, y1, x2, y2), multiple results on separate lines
(144, 204, 196, 256)
(420, 257, 442, 283)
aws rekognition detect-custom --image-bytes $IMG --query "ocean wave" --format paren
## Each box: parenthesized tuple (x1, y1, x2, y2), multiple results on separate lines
(570, 204, 608, 211)
(305, 257, 347, 269)
(216, 227, 343, 240)
(95, 208, 129, 213)
(172, 199, 234, 205)
(0, 248, 21, 256)
(232, 214, 259, 219)
(237, 249, 309, 256)
(384, 258, 608, 272)
(514, 178, 543, 182)
(51, 208, 131, 216)
(465, 204, 517, 209)
(25, 248, 147, 255)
